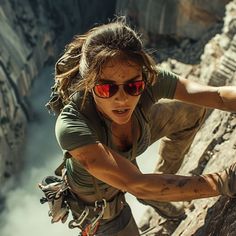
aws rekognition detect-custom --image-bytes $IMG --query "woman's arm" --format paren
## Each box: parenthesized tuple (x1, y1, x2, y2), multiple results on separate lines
(69, 143, 221, 202)
(174, 77, 236, 111)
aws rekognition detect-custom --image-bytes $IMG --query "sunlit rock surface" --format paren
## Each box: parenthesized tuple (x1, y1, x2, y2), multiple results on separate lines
(138, 1, 236, 235)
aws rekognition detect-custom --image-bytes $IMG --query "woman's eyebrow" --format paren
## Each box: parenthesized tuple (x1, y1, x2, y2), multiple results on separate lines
(99, 75, 141, 83)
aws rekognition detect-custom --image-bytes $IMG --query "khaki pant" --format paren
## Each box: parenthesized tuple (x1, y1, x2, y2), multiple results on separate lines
(149, 99, 206, 174)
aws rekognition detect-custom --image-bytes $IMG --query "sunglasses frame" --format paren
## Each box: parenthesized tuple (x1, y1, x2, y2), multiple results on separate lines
(93, 80, 146, 98)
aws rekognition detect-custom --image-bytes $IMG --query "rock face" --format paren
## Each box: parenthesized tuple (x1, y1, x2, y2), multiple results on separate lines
(138, 1, 236, 235)
(116, 0, 231, 40)
(0, 0, 115, 190)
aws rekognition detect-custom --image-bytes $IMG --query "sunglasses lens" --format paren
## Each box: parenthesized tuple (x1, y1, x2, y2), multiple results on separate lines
(94, 84, 118, 98)
(124, 81, 145, 96)
(94, 80, 145, 98)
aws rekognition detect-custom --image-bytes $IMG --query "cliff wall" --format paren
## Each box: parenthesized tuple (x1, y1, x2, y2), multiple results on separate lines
(138, 1, 236, 235)
(116, 0, 230, 40)
(0, 0, 115, 189)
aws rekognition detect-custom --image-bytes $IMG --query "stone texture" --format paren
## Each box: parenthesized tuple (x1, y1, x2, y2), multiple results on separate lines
(116, 0, 231, 40)
(138, 1, 236, 235)
(0, 0, 115, 190)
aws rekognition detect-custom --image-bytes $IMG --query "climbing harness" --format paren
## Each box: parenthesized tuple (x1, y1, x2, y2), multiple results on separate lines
(39, 169, 112, 236)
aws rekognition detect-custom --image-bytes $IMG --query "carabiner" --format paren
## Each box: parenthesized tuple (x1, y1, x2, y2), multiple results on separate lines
(94, 199, 107, 210)
(69, 206, 90, 229)
(90, 199, 107, 229)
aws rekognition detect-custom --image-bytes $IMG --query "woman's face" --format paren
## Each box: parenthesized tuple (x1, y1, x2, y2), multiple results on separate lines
(92, 56, 143, 125)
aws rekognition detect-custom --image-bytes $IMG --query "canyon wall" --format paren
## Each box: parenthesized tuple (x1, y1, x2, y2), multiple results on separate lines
(116, 0, 230, 40)
(0, 0, 115, 189)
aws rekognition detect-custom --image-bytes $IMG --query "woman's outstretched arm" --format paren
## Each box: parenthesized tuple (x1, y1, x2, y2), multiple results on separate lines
(69, 143, 228, 202)
(174, 77, 236, 111)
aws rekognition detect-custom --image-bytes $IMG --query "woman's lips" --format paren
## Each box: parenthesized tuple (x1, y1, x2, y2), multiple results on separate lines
(112, 108, 130, 116)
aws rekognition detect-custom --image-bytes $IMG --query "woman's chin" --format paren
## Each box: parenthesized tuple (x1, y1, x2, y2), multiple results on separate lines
(111, 114, 131, 125)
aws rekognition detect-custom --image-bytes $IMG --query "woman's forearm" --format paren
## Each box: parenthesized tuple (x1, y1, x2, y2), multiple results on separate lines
(70, 144, 236, 201)
(133, 173, 220, 202)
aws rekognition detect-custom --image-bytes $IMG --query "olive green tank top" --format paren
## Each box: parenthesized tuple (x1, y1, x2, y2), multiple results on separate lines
(55, 68, 179, 195)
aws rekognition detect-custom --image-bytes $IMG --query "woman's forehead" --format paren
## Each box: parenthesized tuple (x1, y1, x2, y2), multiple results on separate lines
(102, 55, 141, 69)
(101, 57, 142, 78)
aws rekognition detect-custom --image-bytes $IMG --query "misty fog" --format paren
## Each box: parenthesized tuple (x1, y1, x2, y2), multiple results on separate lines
(0, 66, 158, 236)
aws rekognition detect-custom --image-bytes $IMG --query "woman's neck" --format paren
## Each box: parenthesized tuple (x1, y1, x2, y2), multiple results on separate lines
(110, 122, 133, 152)
(111, 119, 131, 130)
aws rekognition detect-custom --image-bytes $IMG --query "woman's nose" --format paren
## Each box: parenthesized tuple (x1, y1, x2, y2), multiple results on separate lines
(114, 85, 128, 102)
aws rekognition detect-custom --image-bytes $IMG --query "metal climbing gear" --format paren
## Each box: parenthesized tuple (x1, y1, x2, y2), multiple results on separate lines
(68, 206, 90, 229)
(69, 199, 107, 236)
(39, 170, 70, 223)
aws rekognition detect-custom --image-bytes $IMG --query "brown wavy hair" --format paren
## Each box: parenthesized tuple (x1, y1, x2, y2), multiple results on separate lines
(54, 18, 157, 106)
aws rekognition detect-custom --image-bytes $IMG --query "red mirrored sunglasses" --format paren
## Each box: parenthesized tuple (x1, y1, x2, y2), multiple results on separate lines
(93, 80, 146, 98)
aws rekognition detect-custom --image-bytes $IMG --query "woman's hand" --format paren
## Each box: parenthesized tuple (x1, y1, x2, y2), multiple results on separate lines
(216, 163, 236, 197)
